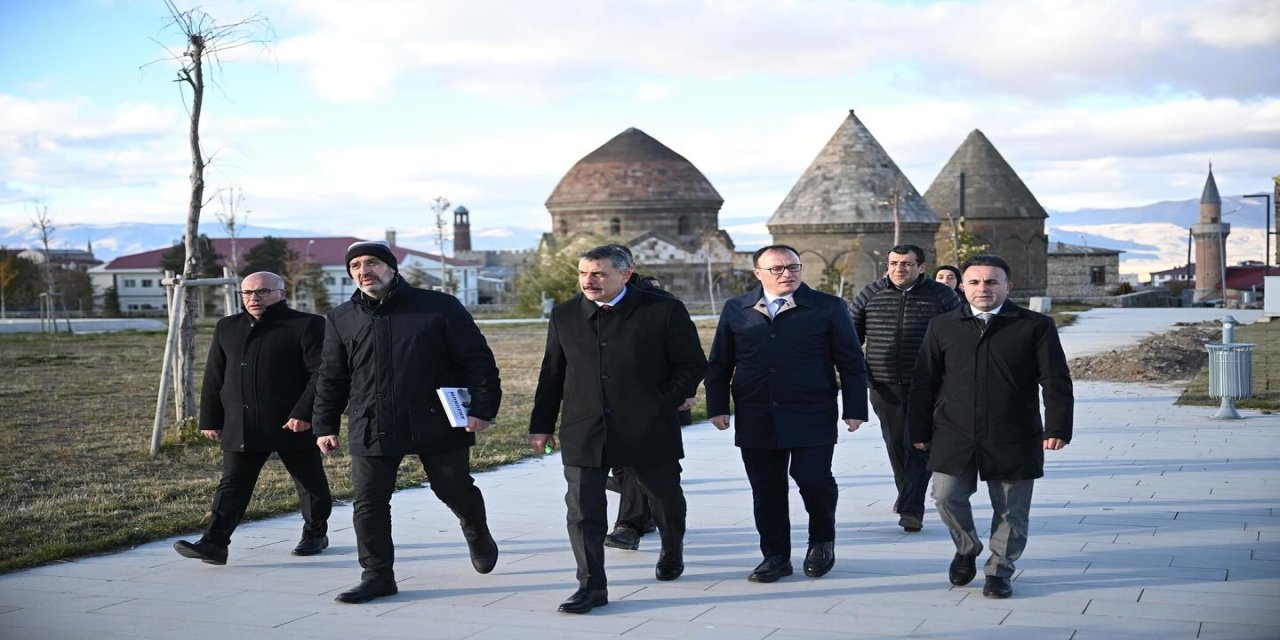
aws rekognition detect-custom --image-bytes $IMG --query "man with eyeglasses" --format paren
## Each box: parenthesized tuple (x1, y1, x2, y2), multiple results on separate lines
(706, 244, 867, 583)
(313, 240, 503, 604)
(174, 271, 333, 566)
(850, 244, 960, 534)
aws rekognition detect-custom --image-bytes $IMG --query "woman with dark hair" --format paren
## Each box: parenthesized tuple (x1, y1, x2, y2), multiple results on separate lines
(935, 265, 962, 294)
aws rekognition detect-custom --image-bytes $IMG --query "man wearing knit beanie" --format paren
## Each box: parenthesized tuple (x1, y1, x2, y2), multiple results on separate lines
(314, 238, 503, 604)
(344, 241, 398, 277)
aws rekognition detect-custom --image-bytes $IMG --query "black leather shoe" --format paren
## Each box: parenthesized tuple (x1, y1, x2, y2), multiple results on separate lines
(173, 539, 227, 565)
(983, 575, 1013, 599)
(465, 527, 499, 574)
(291, 535, 328, 556)
(899, 513, 923, 533)
(949, 553, 977, 586)
(604, 525, 640, 551)
(748, 555, 793, 583)
(557, 588, 608, 614)
(655, 550, 684, 581)
(335, 578, 398, 604)
(803, 541, 835, 577)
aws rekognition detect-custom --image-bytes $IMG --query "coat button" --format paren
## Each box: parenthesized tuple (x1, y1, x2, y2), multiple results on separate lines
(243, 404, 249, 409)
(600, 341, 608, 347)
(770, 333, 777, 338)
(771, 402, 778, 407)
(769, 368, 776, 373)
(240, 362, 247, 366)
(601, 374, 609, 380)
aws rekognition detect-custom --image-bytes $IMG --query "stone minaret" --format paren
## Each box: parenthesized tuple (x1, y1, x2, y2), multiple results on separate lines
(453, 205, 472, 252)
(1192, 165, 1227, 303)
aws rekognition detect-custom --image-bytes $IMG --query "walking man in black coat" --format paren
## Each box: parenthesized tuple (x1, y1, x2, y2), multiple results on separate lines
(314, 241, 503, 604)
(706, 245, 868, 583)
(529, 244, 707, 614)
(174, 271, 332, 565)
(850, 244, 960, 533)
(908, 254, 1073, 599)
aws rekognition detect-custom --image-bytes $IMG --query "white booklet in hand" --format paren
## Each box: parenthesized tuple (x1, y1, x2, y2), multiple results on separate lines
(436, 387, 471, 428)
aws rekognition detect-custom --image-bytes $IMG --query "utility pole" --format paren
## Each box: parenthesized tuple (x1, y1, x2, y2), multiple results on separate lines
(431, 196, 451, 293)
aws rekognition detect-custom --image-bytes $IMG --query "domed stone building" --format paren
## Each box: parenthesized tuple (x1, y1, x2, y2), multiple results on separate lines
(768, 110, 941, 292)
(544, 127, 747, 305)
(924, 130, 1049, 296)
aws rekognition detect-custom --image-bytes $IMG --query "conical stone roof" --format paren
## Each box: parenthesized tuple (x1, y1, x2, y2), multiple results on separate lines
(924, 129, 1047, 221)
(768, 110, 936, 228)
(545, 127, 722, 209)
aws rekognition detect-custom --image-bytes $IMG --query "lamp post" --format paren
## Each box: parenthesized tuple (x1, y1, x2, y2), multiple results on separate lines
(303, 239, 315, 310)
(1242, 193, 1272, 276)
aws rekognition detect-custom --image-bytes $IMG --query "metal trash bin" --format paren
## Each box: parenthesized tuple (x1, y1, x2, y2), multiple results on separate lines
(1205, 342, 1254, 419)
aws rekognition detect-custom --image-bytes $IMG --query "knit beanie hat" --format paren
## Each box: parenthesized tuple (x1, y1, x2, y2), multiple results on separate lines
(345, 240, 398, 276)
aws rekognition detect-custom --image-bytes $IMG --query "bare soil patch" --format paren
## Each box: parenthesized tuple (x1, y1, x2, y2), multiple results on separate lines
(1069, 322, 1221, 383)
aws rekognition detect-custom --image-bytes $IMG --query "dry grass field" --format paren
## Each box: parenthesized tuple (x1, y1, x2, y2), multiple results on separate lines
(0, 319, 719, 572)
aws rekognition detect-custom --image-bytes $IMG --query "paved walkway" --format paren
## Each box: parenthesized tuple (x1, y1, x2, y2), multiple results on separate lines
(2, 310, 1277, 639)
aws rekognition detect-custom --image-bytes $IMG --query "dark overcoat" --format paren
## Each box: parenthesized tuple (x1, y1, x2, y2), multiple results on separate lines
(528, 285, 708, 468)
(312, 276, 502, 456)
(199, 300, 325, 452)
(704, 283, 869, 449)
(907, 300, 1074, 480)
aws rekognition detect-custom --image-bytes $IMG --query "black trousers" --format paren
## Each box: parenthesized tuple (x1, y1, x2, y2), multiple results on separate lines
(565, 460, 685, 589)
(205, 448, 332, 547)
(350, 447, 487, 581)
(740, 444, 836, 559)
(870, 382, 932, 516)
(611, 466, 652, 531)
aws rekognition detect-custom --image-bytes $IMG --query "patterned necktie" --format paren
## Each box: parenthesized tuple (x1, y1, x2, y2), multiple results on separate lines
(770, 298, 785, 318)
(978, 311, 992, 325)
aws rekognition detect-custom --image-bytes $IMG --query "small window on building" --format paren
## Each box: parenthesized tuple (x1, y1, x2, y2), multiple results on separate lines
(609, 218, 621, 235)
(324, 276, 336, 285)
(677, 215, 691, 235)
(141, 279, 153, 288)
(1090, 266, 1106, 285)
(558, 219, 569, 235)
(123, 279, 137, 288)
(127, 304, 139, 311)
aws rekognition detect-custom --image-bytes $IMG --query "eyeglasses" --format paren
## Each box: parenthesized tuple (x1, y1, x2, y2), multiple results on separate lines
(238, 288, 282, 298)
(757, 264, 802, 275)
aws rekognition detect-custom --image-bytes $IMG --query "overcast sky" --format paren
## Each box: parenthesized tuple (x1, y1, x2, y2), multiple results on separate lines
(2, 0, 1277, 250)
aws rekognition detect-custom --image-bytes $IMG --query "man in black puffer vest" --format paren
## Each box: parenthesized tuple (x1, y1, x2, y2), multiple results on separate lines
(850, 244, 960, 533)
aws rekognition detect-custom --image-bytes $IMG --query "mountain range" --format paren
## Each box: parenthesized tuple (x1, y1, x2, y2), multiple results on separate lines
(2, 195, 1270, 281)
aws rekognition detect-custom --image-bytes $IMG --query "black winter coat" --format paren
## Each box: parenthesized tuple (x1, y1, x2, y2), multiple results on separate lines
(705, 283, 869, 449)
(851, 275, 960, 385)
(529, 285, 707, 468)
(312, 277, 502, 456)
(199, 300, 325, 452)
(907, 301, 1074, 480)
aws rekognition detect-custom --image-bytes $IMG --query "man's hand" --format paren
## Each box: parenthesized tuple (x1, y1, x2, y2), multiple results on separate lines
(200, 429, 220, 441)
(465, 416, 492, 433)
(913, 442, 930, 450)
(844, 418, 865, 432)
(1043, 438, 1067, 451)
(316, 435, 340, 455)
(528, 433, 556, 454)
(677, 397, 697, 411)
(709, 415, 730, 430)
(282, 418, 311, 433)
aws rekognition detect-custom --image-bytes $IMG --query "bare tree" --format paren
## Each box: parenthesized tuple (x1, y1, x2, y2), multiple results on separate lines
(29, 202, 63, 331)
(430, 196, 452, 293)
(151, 1, 272, 425)
(215, 185, 249, 274)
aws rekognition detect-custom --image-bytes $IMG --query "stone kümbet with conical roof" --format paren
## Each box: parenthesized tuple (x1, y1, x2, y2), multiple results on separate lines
(767, 110, 940, 289)
(924, 129, 1048, 295)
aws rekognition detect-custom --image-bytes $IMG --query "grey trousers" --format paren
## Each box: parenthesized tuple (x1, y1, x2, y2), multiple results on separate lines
(932, 471, 1034, 579)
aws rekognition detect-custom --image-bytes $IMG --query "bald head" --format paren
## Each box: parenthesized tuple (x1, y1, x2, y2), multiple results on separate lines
(239, 271, 286, 319)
